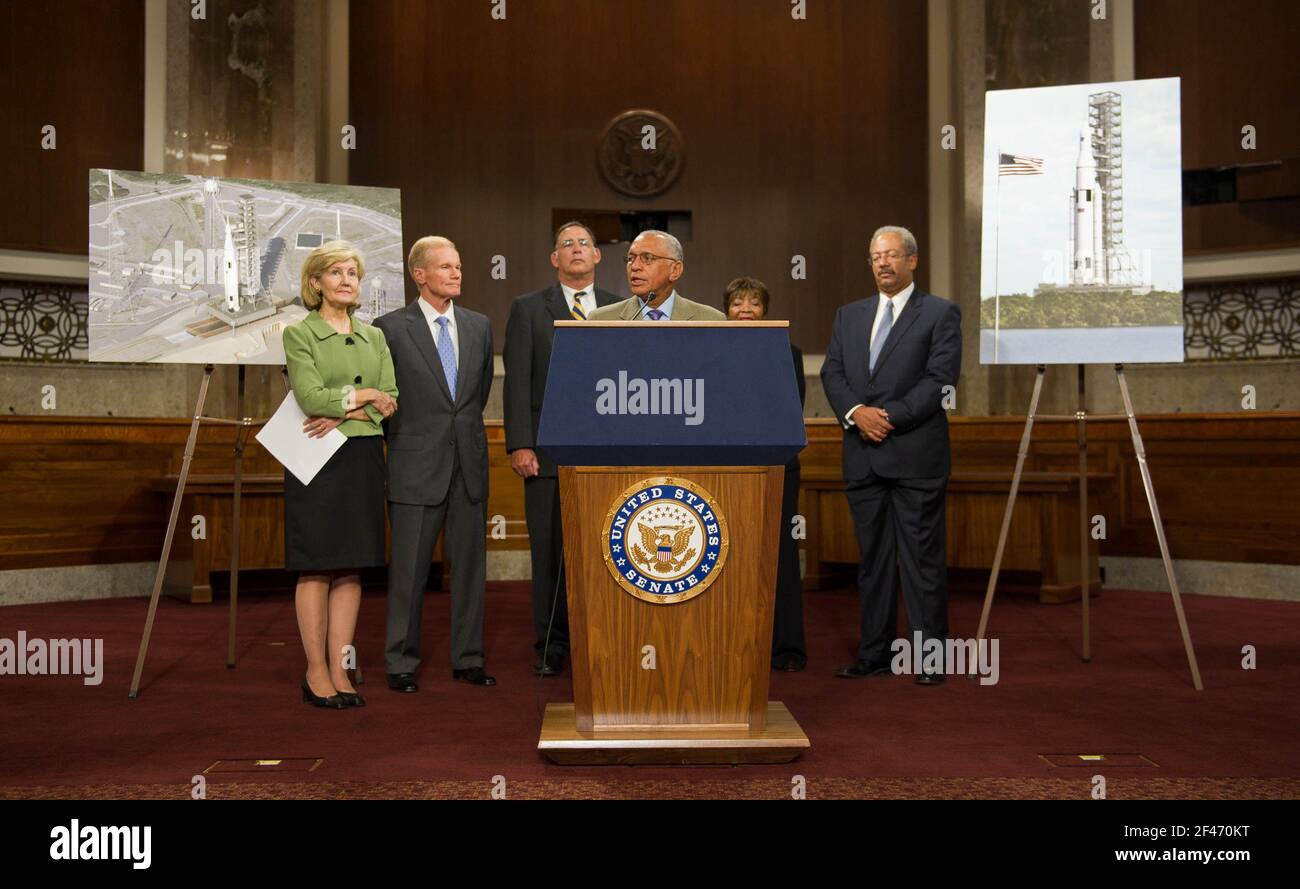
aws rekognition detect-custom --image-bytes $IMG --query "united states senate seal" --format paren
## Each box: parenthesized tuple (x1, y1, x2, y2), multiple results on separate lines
(602, 477, 729, 605)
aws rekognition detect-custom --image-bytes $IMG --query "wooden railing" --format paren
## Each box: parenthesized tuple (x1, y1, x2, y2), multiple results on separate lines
(1, 413, 1296, 580)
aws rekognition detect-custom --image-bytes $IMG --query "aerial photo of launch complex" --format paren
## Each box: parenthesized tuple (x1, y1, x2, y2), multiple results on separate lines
(88, 170, 404, 364)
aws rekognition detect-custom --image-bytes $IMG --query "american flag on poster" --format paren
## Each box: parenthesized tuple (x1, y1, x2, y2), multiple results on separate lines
(999, 153, 1045, 175)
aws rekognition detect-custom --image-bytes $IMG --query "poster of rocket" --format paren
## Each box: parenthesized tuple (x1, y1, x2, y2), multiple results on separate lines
(87, 171, 404, 365)
(979, 78, 1184, 365)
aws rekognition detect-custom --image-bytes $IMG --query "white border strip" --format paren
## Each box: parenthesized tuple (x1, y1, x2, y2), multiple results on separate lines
(1102, 556, 1300, 602)
(1184, 248, 1300, 283)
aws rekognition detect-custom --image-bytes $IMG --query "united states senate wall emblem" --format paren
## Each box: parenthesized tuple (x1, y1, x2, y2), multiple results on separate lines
(603, 477, 729, 605)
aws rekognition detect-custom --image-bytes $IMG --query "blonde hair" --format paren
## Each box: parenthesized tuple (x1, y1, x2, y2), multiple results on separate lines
(301, 240, 366, 312)
(407, 235, 458, 279)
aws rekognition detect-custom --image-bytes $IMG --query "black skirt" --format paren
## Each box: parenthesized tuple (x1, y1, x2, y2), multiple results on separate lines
(284, 435, 387, 573)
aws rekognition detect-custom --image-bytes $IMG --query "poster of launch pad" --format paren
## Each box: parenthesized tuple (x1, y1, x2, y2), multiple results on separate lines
(979, 77, 1184, 365)
(88, 170, 404, 364)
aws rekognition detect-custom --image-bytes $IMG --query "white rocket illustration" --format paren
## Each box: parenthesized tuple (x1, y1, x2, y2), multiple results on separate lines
(1071, 131, 1100, 286)
(222, 219, 241, 312)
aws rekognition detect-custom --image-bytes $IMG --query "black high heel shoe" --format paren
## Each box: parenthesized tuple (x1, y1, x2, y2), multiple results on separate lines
(302, 678, 346, 709)
(336, 690, 365, 708)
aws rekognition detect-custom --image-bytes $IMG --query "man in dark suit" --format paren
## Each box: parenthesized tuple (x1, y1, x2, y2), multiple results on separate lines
(503, 221, 619, 677)
(375, 235, 496, 691)
(820, 226, 962, 685)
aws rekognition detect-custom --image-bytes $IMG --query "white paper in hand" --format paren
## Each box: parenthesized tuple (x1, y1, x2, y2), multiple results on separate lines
(256, 393, 347, 486)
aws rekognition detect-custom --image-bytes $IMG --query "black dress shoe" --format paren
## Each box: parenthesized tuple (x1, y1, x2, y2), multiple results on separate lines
(301, 678, 346, 709)
(835, 660, 892, 679)
(386, 672, 418, 693)
(915, 671, 946, 686)
(452, 666, 497, 686)
(337, 690, 366, 707)
(772, 653, 807, 672)
(533, 652, 564, 677)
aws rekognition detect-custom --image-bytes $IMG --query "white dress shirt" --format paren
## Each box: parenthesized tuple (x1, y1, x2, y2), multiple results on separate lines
(417, 295, 459, 365)
(561, 282, 597, 318)
(843, 282, 915, 427)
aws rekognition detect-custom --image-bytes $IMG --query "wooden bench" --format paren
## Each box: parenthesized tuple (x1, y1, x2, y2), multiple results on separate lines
(150, 472, 530, 603)
(800, 470, 1108, 603)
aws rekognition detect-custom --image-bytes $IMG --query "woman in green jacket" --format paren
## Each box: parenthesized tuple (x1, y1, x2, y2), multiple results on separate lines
(283, 240, 398, 709)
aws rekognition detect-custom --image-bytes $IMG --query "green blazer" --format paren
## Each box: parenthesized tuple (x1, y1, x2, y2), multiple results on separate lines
(283, 310, 399, 438)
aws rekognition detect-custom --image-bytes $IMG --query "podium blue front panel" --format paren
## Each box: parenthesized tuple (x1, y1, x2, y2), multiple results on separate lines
(537, 325, 806, 466)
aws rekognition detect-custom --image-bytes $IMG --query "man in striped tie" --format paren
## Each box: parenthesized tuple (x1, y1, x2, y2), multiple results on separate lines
(820, 226, 962, 685)
(503, 221, 620, 676)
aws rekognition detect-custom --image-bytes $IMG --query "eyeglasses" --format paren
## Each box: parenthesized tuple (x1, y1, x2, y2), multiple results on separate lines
(624, 252, 679, 266)
(870, 250, 908, 263)
(558, 238, 592, 249)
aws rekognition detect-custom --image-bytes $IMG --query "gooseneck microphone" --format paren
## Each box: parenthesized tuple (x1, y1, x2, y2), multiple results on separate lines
(637, 292, 658, 319)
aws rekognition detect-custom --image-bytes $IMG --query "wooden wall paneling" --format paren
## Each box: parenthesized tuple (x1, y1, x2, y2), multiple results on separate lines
(949, 413, 1300, 566)
(0, 418, 529, 577)
(1182, 201, 1300, 254)
(1136, 0, 1300, 252)
(348, 0, 928, 354)
(1136, 0, 1300, 171)
(1, 413, 1296, 581)
(1, 0, 145, 254)
(0, 418, 187, 570)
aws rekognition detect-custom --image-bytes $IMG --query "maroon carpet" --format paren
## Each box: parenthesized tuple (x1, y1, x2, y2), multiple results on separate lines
(2, 582, 1296, 797)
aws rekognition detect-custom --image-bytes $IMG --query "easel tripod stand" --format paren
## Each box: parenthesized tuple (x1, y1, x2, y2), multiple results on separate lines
(973, 363, 1204, 690)
(127, 363, 275, 698)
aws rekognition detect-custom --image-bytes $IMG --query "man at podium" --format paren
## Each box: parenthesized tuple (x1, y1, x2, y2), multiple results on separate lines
(587, 230, 725, 321)
(534, 285, 812, 761)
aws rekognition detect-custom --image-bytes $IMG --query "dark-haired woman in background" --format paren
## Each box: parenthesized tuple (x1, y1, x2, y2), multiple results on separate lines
(724, 277, 808, 671)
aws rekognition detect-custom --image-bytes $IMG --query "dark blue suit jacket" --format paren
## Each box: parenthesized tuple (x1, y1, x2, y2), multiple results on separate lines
(820, 288, 962, 480)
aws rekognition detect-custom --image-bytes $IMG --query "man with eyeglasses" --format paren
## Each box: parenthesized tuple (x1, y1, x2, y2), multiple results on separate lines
(587, 230, 725, 321)
(821, 226, 962, 685)
(503, 221, 620, 677)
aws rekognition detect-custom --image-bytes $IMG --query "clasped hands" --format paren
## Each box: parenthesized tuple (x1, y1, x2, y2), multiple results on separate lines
(850, 405, 894, 443)
(304, 388, 398, 439)
(510, 447, 540, 479)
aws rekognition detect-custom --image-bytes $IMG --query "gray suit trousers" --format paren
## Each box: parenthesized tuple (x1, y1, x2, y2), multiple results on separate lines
(385, 456, 487, 673)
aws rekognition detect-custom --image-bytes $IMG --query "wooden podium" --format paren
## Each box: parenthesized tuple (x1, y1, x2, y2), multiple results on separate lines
(534, 321, 810, 764)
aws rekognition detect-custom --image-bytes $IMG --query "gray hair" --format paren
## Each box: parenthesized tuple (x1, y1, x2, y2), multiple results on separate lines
(871, 225, 918, 256)
(635, 229, 684, 261)
(407, 235, 457, 277)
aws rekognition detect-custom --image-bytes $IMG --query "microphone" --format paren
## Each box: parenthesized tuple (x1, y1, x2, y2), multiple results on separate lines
(638, 292, 657, 319)
(344, 337, 354, 345)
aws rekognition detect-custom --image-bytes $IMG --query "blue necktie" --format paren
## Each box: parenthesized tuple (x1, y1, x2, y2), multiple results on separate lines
(435, 315, 457, 400)
(869, 299, 894, 374)
(646, 308, 665, 320)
